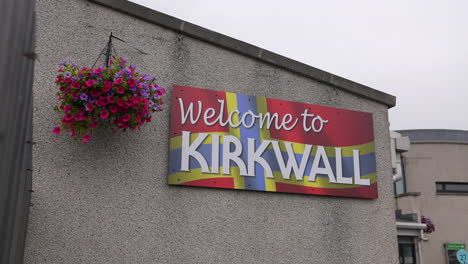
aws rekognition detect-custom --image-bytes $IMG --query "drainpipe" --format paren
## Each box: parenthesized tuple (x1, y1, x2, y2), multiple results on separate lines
(417, 229, 424, 264)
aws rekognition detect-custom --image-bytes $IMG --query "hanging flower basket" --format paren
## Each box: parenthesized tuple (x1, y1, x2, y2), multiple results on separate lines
(421, 215, 435, 234)
(52, 56, 166, 143)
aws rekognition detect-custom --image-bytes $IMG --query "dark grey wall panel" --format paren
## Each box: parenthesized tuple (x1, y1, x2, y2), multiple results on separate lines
(398, 129, 468, 144)
(0, 0, 35, 263)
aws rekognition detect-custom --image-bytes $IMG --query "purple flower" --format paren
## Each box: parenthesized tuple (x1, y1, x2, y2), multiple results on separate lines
(80, 93, 88, 101)
(122, 68, 131, 75)
(64, 72, 72, 78)
(130, 64, 138, 69)
(141, 74, 152, 81)
(141, 89, 150, 98)
(129, 86, 136, 92)
(152, 93, 159, 99)
(77, 74, 83, 80)
(107, 92, 114, 97)
(71, 63, 78, 68)
(59, 61, 67, 66)
(88, 97, 97, 103)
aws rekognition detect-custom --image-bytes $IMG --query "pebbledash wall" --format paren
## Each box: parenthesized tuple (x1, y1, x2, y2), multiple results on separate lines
(25, 0, 398, 263)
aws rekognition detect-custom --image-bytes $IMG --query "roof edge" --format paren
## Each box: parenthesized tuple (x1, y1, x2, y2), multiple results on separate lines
(89, 0, 396, 108)
(397, 129, 468, 144)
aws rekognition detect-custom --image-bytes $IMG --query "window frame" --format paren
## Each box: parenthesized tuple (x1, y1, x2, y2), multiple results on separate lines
(394, 155, 407, 195)
(436, 182, 468, 194)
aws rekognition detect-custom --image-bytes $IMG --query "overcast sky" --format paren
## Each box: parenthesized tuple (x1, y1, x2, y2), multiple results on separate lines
(131, 0, 468, 131)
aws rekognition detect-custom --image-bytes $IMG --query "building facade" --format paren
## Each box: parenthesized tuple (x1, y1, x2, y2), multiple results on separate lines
(22, 0, 399, 263)
(396, 129, 468, 264)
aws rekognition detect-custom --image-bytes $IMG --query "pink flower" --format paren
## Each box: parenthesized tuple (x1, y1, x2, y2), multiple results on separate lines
(108, 96, 115, 103)
(127, 79, 135, 86)
(156, 88, 165, 97)
(62, 119, 74, 125)
(82, 134, 91, 143)
(102, 85, 111, 92)
(64, 78, 71, 83)
(116, 98, 124, 107)
(122, 113, 131, 122)
(116, 86, 124, 94)
(90, 90, 99, 97)
(114, 78, 123, 85)
(52, 126, 61, 135)
(90, 120, 98, 128)
(70, 81, 78, 88)
(64, 113, 73, 121)
(63, 105, 72, 112)
(95, 67, 103, 74)
(74, 112, 86, 121)
(109, 105, 118, 113)
(100, 110, 109, 119)
(85, 80, 95, 87)
(85, 103, 94, 112)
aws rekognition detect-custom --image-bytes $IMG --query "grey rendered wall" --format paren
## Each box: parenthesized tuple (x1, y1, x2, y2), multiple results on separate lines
(25, 0, 398, 263)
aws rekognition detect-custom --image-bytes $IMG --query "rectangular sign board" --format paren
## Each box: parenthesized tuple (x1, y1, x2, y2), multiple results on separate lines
(168, 86, 378, 198)
(446, 244, 466, 264)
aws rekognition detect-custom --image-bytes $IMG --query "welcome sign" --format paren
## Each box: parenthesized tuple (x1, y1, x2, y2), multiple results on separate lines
(168, 86, 378, 198)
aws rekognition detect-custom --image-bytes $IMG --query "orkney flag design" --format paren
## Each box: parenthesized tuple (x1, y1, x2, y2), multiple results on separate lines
(169, 86, 378, 199)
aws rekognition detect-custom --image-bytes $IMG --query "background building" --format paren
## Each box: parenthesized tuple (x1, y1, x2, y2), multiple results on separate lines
(396, 129, 468, 264)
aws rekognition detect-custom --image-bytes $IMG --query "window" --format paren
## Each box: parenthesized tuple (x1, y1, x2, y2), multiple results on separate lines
(394, 155, 407, 195)
(436, 182, 468, 194)
(398, 236, 417, 264)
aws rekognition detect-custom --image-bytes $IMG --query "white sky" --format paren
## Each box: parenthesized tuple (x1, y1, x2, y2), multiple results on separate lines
(131, 0, 468, 130)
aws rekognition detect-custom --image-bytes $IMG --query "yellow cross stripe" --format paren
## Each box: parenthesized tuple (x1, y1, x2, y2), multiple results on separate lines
(225, 92, 244, 189)
(256, 96, 272, 141)
(256, 96, 276, 192)
(168, 167, 243, 188)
